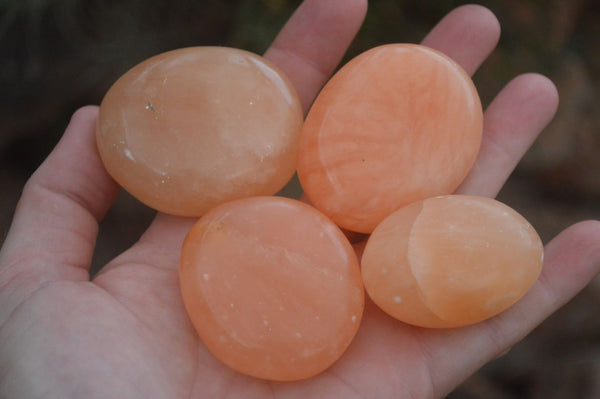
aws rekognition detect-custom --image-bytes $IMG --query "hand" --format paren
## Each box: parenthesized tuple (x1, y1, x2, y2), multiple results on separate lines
(1, 1, 599, 398)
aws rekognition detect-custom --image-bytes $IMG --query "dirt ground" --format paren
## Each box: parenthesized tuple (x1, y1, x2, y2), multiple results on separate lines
(1, 1, 599, 397)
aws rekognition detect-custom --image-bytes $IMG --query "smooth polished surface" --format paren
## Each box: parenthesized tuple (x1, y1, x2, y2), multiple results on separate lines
(97, 47, 303, 216)
(361, 195, 543, 328)
(297, 44, 483, 233)
(179, 197, 364, 381)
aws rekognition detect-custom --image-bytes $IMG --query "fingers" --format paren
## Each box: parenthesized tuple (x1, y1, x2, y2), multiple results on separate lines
(423, 6, 559, 199)
(0, 107, 119, 286)
(457, 73, 559, 197)
(414, 9, 562, 393)
(264, 0, 368, 112)
(422, 220, 600, 397)
(422, 4, 500, 75)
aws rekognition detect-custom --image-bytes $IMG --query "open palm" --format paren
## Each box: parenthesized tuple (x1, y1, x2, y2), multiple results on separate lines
(1, 1, 599, 398)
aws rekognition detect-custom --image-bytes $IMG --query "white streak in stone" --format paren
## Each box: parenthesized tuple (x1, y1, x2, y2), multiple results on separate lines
(124, 149, 135, 162)
(250, 57, 293, 105)
(228, 52, 249, 67)
(319, 109, 344, 195)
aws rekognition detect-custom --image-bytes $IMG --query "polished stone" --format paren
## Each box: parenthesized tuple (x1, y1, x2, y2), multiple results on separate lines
(179, 196, 364, 381)
(297, 44, 483, 233)
(361, 195, 543, 328)
(97, 47, 303, 216)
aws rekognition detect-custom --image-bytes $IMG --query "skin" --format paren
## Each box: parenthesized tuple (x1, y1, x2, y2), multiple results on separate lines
(0, 1, 599, 398)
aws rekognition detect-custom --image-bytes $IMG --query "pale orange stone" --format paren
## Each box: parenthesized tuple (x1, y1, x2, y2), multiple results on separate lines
(179, 196, 364, 381)
(96, 47, 303, 216)
(361, 195, 543, 328)
(297, 44, 483, 233)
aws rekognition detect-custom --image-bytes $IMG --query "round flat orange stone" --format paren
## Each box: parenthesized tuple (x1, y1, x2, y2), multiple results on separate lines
(179, 197, 364, 381)
(297, 44, 483, 233)
(96, 47, 303, 216)
(361, 195, 543, 328)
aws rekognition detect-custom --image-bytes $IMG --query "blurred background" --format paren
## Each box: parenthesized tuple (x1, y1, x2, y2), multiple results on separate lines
(1, 0, 599, 397)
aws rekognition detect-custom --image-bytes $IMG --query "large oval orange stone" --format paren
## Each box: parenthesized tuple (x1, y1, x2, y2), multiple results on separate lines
(97, 47, 303, 216)
(179, 197, 364, 381)
(361, 195, 543, 328)
(297, 44, 483, 233)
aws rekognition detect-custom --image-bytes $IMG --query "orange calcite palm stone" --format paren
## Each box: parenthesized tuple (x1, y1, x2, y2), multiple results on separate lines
(361, 195, 543, 328)
(96, 47, 303, 216)
(297, 44, 483, 233)
(179, 196, 364, 381)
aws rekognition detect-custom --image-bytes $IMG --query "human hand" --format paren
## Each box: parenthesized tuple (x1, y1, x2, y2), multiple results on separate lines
(1, 1, 599, 398)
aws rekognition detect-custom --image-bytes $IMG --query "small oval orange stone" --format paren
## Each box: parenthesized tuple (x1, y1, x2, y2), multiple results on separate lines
(361, 195, 543, 328)
(297, 44, 483, 233)
(96, 47, 303, 216)
(179, 197, 364, 381)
